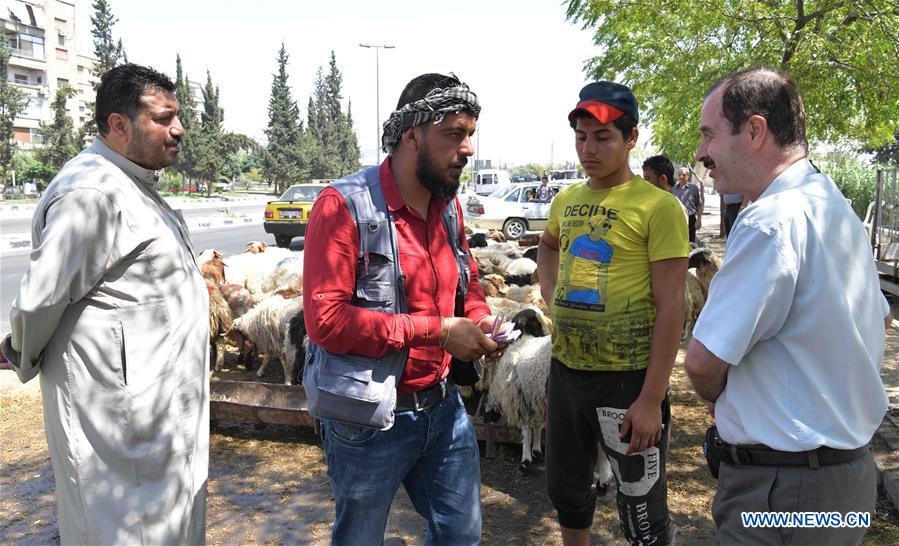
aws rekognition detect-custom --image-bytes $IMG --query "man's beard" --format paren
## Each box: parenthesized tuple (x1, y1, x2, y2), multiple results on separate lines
(126, 125, 179, 170)
(416, 147, 462, 201)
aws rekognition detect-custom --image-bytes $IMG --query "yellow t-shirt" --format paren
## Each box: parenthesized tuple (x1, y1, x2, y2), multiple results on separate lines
(547, 177, 689, 371)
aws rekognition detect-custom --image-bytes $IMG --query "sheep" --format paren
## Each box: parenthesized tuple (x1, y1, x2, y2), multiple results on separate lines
(218, 283, 258, 368)
(227, 295, 304, 384)
(206, 282, 233, 372)
(260, 263, 302, 297)
(689, 247, 722, 297)
(683, 270, 705, 341)
(504, 284, 550, 319)
(200, 253, 226, 285)
(479, 274, 507, 297)
(471, 242, 524, 275)
(467, 232, 488, 248)
(523, 246, 539, 263)
(486, 229, 507, 243)
(682, 247, 722, 340)
(504, 257, 538, 287)
(281, 311, 307, 385)
(223, 248, 300, 297)
(244, 240, 268, 253)
(484, 309, 612, 493)
(197, 248, 223, 264)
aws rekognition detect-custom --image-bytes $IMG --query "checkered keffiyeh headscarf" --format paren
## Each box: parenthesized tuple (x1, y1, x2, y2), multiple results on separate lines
(381, 81, 481, 153)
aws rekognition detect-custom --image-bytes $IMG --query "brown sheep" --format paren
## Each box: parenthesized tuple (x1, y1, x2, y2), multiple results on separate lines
(200, 255, 226, 285)
(206, 282, 233, 371)
(479, 274, 507, 297)
(244, 240, 268, 254)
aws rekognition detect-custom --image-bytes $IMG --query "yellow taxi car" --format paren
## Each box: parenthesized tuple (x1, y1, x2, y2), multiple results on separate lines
(264, 183, 329, 247)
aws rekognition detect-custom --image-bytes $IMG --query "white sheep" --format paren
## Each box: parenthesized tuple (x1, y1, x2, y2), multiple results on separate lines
(227, 295, 303, 384)
(503, 284, 549, 316)
(471, 241, 523, 275)
(223, 248, 301, 298)
(485, 315, 612, 492)
(503, 257, 537, 286)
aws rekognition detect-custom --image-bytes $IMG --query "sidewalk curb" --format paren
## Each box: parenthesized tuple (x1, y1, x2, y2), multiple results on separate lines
(2, 215, 261, 254)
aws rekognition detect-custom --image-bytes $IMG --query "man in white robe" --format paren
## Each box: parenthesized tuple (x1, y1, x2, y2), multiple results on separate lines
(1, 64, 209, 545)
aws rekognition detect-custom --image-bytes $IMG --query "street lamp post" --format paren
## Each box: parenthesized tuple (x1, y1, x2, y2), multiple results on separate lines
(359, 43, 395, 165)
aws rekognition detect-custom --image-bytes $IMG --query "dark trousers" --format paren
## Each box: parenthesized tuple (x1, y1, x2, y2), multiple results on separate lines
(545, 358, 675, 545)
(724, 203, 741, 238)
(687, 214, 697, 244)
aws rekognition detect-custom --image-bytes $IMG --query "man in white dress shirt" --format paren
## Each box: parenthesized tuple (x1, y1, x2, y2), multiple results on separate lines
(685, 67, 889, 545)
(2, 64, 209, 545)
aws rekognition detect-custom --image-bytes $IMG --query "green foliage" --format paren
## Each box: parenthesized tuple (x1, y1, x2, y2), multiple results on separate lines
(264, 43, 306, 194)
(814, 152, 877, 219)
(14, 152, 56, 190)
(36, 86, 79, 170)
(91, 0, 126, 75)
(0, 37, 28, 183)
(191, 70, 257, 196)
(869, 132, 899, 166)
(171, 54, 203, 183)
(83, 0, 127, 137)
(566, 0, 899, 162)
(510, 163, 550, 178)
(307, 52, 360, 178)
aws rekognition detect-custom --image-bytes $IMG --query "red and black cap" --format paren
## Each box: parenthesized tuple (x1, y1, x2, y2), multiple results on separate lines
(568, 81, 639, 125)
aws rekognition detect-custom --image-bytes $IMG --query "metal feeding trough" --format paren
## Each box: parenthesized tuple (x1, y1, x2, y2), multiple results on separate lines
(209, 380, 520, 457)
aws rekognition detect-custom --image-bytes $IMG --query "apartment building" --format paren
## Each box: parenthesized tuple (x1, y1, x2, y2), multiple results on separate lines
(2, 0, 97, 147)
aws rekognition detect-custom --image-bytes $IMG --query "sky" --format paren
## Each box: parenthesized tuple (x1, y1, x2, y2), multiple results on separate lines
(72, 0, 644, 168)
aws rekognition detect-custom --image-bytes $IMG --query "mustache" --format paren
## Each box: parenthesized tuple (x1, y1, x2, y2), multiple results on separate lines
(165, 136, 182, 146)
(452, 159, 467, 169)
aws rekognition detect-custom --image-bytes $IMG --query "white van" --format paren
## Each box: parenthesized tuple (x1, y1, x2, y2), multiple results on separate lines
(473, 169, 512, 196)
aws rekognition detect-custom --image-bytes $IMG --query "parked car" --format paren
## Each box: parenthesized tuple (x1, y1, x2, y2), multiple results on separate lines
(263, 183, 329, 247)
(463, 181, 573, 239)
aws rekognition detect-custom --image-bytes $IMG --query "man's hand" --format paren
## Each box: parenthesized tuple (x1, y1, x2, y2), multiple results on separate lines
(442, 317, 498, 361)
(695, 215, 702, 229)
(619, 395, 663, 454)
(477, 316, 510, 359)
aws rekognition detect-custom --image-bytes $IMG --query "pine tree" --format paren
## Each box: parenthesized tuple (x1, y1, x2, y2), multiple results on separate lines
(171, 54, 201, 185)
(82, 0, 126, 137)
(264, 43, 305, 194)
(341, 99, 360, 173)
(307, 52, 359, 178)
(91, 0, 126, 75)
(0, 37, 28, 183)
(196, 70, 225, 196)
(36, 86, 78, 171)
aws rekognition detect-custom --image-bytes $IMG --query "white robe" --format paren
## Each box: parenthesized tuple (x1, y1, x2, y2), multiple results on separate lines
(3, 138, 210, 545)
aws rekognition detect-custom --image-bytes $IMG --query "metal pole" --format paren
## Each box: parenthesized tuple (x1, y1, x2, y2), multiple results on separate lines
(375, 47, 380, 165)
(360, 43, 394, 166)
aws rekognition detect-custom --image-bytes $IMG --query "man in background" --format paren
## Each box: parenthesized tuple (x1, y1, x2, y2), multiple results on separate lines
(673, 166, 704, 243)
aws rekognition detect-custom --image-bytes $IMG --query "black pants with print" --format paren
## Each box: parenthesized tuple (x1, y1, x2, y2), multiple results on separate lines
(545, 358, 675, 545)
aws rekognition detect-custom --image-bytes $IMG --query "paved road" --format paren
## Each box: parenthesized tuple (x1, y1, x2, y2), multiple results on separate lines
(0, 222, 300, 338)
(1, 203, 266, 237)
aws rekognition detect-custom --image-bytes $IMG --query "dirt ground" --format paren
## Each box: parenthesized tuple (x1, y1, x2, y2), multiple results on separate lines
(3, 225, 899, 544)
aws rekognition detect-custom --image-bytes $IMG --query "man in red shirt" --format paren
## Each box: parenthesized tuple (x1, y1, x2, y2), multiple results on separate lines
(304, 73, 501, 545)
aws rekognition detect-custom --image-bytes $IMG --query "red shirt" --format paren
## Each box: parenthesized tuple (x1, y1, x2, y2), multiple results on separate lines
(303, 159, 491, 394)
